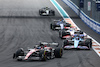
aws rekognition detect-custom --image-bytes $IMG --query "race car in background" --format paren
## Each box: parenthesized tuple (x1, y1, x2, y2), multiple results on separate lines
(39, 7, 55, 16)
(63, 34, 92, 50)
(13, 42, 63, 61)
(59, 28, 84, 39)
(50, 20, 71, 30)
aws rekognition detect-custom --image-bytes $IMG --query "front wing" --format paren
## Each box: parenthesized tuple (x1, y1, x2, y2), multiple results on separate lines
(16, 56, 40, 61)
(64, 45, 89, 50)
(54, 27, 70, 30)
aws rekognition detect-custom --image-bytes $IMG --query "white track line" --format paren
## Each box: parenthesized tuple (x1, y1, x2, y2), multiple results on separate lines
(50, 0, 100, 57)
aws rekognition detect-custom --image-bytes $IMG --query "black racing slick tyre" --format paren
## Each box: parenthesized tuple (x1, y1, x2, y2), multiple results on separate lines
(59, 30, 64, 38)
(52, 11, 55, 16)
(39, 10, 43, 16)
(59, 30, 63, 38)
(50, 24, 55, 30)
(50, 24, 52, 29)
(85, 38, 92, 49)
(63, 40, 69, 47)
(39, 50, 47, 61)
(13, 48, 24, 59)
(54, 48, 63, 58)
(59, 30, 70, 39)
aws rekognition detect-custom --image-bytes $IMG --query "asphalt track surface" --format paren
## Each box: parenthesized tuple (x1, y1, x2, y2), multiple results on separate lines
(0, 0, 100, 67)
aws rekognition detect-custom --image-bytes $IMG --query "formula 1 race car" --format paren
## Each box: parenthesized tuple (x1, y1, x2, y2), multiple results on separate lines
(59, 28, 84, 39)
(39, 7, 55, 16)
(50, 20, 71, 30)
(63, 34, 92, 50)
(13, 42, 63, 61)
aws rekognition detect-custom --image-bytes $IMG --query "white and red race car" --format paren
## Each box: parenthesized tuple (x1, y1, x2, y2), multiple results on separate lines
(13, 42, 63, 61)
(59, 28, 86, 39)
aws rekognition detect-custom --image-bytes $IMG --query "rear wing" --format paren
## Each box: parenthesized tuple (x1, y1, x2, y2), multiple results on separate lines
(53, 20, 65, 22)
(54, 20, 60, 22)
(40, 42, 59, 47)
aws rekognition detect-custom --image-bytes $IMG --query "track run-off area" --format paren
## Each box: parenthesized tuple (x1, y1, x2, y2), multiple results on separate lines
(51, 0, 100, 57)
(0, 0, 100, 67)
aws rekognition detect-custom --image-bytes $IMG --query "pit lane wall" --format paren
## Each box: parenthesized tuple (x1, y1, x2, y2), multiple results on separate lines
(62, 0, 100, 34)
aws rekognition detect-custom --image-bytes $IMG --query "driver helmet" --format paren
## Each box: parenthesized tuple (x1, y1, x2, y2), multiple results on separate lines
(45, 7, 48, 9)
(59, 19, 63, 24)
(34, 45, 41, 49)
(76, 37, 80, 40)
(75, 34, 80, 40)
(36, 47, 41, 49)
(39, 42, 43, 46)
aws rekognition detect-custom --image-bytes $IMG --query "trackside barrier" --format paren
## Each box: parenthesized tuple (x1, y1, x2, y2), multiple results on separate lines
(50, 0, 100, 56)
(62, 0, 100, 57)
(62, 0, 100, 34)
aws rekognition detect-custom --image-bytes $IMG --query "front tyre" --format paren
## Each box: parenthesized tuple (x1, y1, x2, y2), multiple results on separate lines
(39, 50, 47, 61)
(13, 48, 24, 59)
(54, 48, 63, 58)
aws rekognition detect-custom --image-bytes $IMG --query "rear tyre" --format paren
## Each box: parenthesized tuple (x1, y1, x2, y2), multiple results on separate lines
(52, 11, 55, 16)
(59, 30, 63, 38)
(39, 10, 43, 16)
(59, 30, 69, 39)
(85, 39, 92, 49)
(50, 24, 52, 29)
(50, 24, 55, 30)
(63, 40, 69, 48)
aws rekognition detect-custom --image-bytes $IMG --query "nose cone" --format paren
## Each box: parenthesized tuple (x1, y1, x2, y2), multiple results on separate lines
(74, 40, 79, 48)
(24, 49, 36, 60)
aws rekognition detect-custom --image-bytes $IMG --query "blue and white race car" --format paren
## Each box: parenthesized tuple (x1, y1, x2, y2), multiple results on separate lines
(50, 20, 71, 30)
(63, 34, 92, 50)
